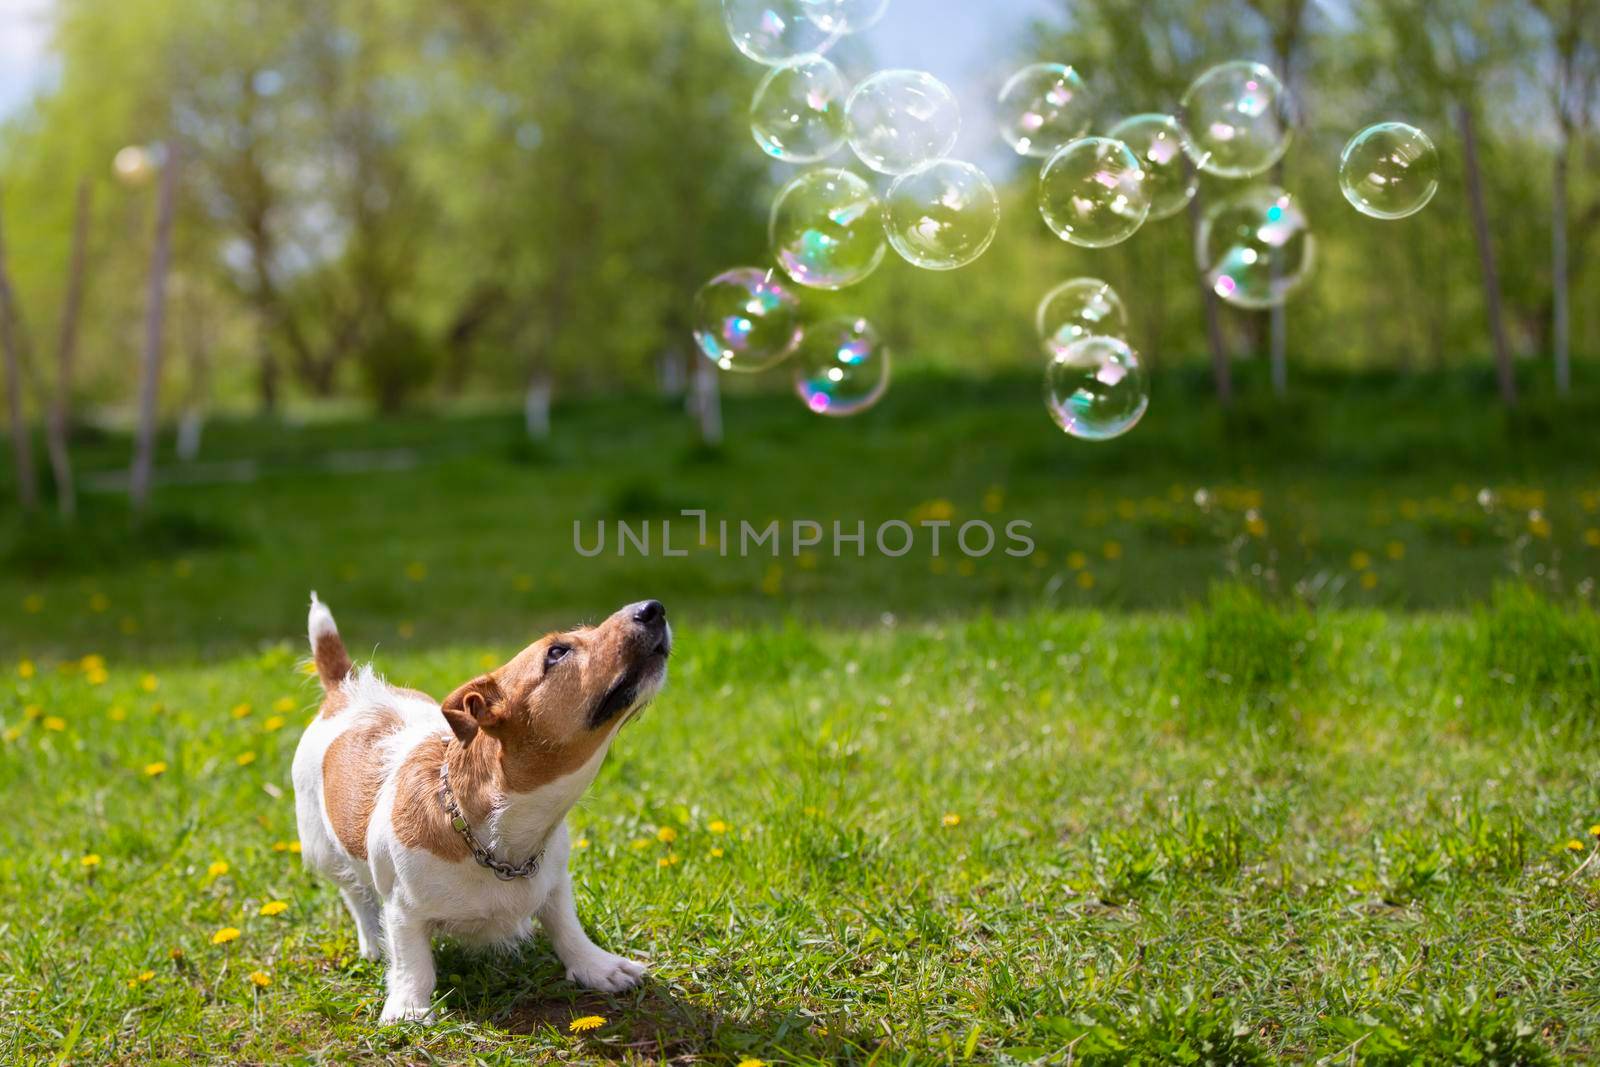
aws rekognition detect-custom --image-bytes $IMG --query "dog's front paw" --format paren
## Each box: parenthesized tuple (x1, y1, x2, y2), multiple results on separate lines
(379, 997, 436, 1025)
(565, 950, 648, 992)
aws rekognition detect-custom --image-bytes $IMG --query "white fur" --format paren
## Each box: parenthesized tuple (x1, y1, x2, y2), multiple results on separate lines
(291, 597, 658, 1024)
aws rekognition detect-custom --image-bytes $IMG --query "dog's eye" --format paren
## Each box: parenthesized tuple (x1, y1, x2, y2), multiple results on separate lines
(544, 644, 572, 668)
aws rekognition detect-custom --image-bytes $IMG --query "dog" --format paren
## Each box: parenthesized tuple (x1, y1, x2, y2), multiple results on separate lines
(291, 592, 670, 1023)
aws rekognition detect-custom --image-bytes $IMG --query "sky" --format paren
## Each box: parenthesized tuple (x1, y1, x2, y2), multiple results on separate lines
(0, 0, 1064, 147)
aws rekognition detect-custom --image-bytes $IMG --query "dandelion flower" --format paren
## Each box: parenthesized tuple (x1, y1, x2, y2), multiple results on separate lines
(1076, 571, 1095, 590)
(23, 704, 41, 720)
(263, 716, 286, 732)
(1067, 550, 1087, 570)
(1350, 551, 1372, 571)
(144, 761, 168, 777)
(169, 947, 185, 960)
(17, 659, 34, 679)
(81, 854, 102, 868)
(1589, 824, 1600, 838)
(656, 826, 678, 844)
(1360, 572, 1378, 590)
(248, 970, 272, 987)
(259, 901, 288, 916)
(207, 860, 230, 877)
(1103, 540, 1124, 560)
(108, 706, 127, 722)
(710, 847, 725, 858)
(236, 752, 257, 767)
(405, 562, 428, 582)
(574, 837, 590, 850)
(43, 716, 66, 732)
(89, 593, 110, 613)
(86, 666, 108, 686)
(983, 486, 1005, 514)
(272, 841, 290, 852)
(630, 838, 651, 851)
(136, 970, 155, 984)
(1385, 540, 1406, 561)
(1566, 839, 1586, 853)
(231, 703, 252, 719)
(737, 1059, 768, 1067)
(941, 813, 961, 827)
(211, 927, 241, 945)
(569, 1014, 606, 1033)
(1585, 528, 1600, 548)
(708, 820, 729, 835)
(272, 696, 296, 713)
(288, 841, 301, 854)
(658, 854, 680, 868)
(3, 727, 20, 743)
(140, 674, 159, 693)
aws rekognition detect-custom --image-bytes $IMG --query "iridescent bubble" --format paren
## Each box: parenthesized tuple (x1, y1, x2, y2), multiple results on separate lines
(882, 159, 1000, 271)
(1046, 335, 1149, 441)
(1035, 278, 1127, 357)
(1199, 186, 1315, 309)
(1037, 136, 1150, 248)
(1106, 113, 1198, 221)
(793, 315, 890, 416)
(693, 267, 805, 373)
(800, 0, 890, 34)
(845, 69, 960, 175)
(769, 167, 887, 289)
(1179, 61, 1293, 179)
(751, 56, 849, 163)
(722, 0, 839, 65)
(997, 63, 1092, 159)
(1339, 122, 1440, 220)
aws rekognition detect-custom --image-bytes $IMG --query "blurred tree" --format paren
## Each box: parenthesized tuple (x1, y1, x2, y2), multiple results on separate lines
(0, 189, 38, 511)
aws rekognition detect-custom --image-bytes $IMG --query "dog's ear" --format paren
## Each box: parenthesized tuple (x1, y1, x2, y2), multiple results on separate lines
(440, 675, 507, 745)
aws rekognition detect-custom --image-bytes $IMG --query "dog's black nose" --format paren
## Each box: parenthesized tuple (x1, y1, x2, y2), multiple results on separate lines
(633, 600, 666, 626)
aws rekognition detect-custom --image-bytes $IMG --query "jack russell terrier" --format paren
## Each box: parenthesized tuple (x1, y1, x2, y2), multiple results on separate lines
(291, 593, 669, 1022)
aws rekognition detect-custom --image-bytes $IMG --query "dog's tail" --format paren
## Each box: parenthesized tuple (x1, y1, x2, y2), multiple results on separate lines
(308, 592, 352, 691)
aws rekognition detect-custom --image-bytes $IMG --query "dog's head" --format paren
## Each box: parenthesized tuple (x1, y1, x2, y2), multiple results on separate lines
(439, 600, 670, 784)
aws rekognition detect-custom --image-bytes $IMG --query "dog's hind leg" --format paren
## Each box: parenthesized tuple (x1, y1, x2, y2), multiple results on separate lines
(341, 886, 383, 961)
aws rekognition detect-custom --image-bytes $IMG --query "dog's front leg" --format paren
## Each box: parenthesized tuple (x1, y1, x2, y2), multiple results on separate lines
(537, 867, 648, 992)
(379, 904, 437, 1023)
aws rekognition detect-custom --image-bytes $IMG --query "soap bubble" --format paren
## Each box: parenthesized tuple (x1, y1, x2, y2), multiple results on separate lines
(845, 70, 960, 175)
(1339, 122, 1440, 220)
(1046, 335, 1149, 441)
(1036, 278, 1127, 356)
(722, 0, 839, 65)
(770, 167, 887, 289)
(800, 0, 890, 34)
(1106, 113, 1198, 221)
(997, 63, 1092, 158)
(1199, 186, 1314, 309)
(1038, 136, 1150, 248)
(793, 315, 890, 416)
(751, 56, 850, 163)
(1180, 61, 1292, 179)
(883, 159, 1001, 271)
(693, 267, 805, 373)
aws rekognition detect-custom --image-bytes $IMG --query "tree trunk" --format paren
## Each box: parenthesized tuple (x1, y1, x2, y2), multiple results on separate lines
(691, 354, 722, 446)
(1456, 102, 1516, 407)
(45, 180, 91, 517)
(524, 370, 551, 440)
(1187, 189, 1232, 407)
(129, 143, 180, 513)
(1553, 134, 1571, 395)
(0, 188, 38, 511)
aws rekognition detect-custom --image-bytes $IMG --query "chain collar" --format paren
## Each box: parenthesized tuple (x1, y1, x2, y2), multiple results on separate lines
(437, 748, 545, 881)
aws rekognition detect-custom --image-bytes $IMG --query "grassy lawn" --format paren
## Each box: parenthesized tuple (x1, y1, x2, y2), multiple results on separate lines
(3, 371, 1600, 1063)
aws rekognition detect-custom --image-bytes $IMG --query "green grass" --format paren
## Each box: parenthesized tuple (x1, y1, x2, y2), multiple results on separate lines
(3, 369, 1600, 1062)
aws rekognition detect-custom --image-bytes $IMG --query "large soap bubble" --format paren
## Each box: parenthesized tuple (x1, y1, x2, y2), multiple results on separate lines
(769, 167, 887, 289)
(1199, 186, 1314, 309)
(996, 63, 1093, 159)
(1036, 278, 1127, 357)
(1106, 113, 1198, 221)
(722, 0, 839, 65)
(751, 56, 850, 163)
(1180, 61, 1293, 179)
(800, 0, 890, 34)
(1339, 122, 1440, 220)
(1038, 136, 1150, 248)
(693, 267, 805, 372)
(793, 315, 890, 416)
(1046, 335, 1149, 441)
(883, 159, 1001, 271)
(845, 69, 960, 175)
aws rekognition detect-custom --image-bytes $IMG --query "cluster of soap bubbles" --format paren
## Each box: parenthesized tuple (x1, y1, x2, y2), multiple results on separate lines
(1006, 56, 1439, 441)
(703, 7, 1444, 436)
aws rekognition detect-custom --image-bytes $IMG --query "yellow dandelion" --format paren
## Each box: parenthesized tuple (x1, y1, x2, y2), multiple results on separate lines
(797, 549, 819, 571)
(136, 970, 155, 983)
(1565, 839, 1586, 853)
(81, 854, 102, 868)
(478, 652, 499, 670)
(1589, 824, 1600, 838)
(956, 559, 976, 577)
(211, 927, 241, 945)
(43, 716, 66, 732)
(708, 820, 729, 834)
(236, 752, 257, 767)
(1350, 551, 1372, 571)
(1076, 571, 1095, 590)
(982, 486, 1005, 514)
(23, 593, 44, 613)
(263, 716, 286, 732)
(1529, 511, 1551, 539)
(3, 727, 20, 742)
(941, 812, 961, 827)
(80, 654, 105, 672)
(271, 697, 296, 714)
(17, 658, 34, 679)
(658, 854, 680, 867)
(231, 703, 252, 719)
(207, 860, 230, 877)
(288, 842, 301, 854)
(1584, 528, 1600, 548)
(89, 593, 110, 613)
(1102, 540, 1123, 560)
(574, 837, 590, 850)
(710, 847, 725, 858)
(1244, 511, 1267, 538)
(140, 674, 159, 693)
(23, 705, 41, 720)
(405, 561, 428, 582)
(85, 666, 108, 686)
(1067, 550, 1087, 570)
(144, 761, 168, 777)
(170, 947, 185, 960)
(259, 900, 289, 916)
(630, 838, 652, 851)
(1385, 540, 1406, 561)
(569, 1014, 606, 1033)
(108, 706, 127, 722)
(1360, 572, 1379, 590)
(248, 970, 272, 988)
(760, 563, 783, 597)
(272, 841, 290, 852)
(737, 1059, 768, 1067)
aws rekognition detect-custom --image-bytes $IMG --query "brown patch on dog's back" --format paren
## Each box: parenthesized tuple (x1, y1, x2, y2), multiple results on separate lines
(322, 709, 404, 859)
(391, 736, 473, 862)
